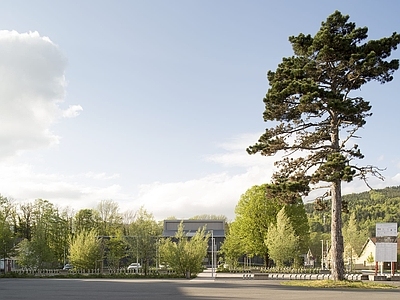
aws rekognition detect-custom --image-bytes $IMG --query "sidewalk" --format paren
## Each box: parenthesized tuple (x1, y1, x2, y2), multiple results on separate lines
(193, 270, 400, 285)
(193, 268, 243, 280)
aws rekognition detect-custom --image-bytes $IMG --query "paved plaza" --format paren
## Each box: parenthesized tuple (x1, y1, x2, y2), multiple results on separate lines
(0, 276, 399, 300)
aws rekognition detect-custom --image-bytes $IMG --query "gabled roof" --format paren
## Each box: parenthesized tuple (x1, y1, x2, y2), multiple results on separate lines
(359, 237, 400, 256)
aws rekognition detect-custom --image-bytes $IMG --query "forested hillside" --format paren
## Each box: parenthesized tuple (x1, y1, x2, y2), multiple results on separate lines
(305, 186, 400, 237)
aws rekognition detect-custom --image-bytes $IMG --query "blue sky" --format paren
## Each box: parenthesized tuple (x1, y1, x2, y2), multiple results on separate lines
(0, 1, 399, 220)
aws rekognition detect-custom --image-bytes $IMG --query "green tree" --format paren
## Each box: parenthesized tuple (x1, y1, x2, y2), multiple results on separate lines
(73, 209, 101, 234)
(69, 228, 102, 270)
(105, 235, 127, 270)
(29, 199, 60, 268)
(189, 215, 228, 222)
(343, 212, 368, 271)
(160, 222, 209, 278)
(228, 184, 309, 266)
(219, 221, 243, 270)
(15, 239, 36, 269)
(233, 184, 281, 264)
(15, 202, 34, 240)
(126, 207, 162, 274)
(96, 200, 123, 236)
(247, 11, 400, 280)
(265, 207, 300, 267)
(0, 195, 16, 271)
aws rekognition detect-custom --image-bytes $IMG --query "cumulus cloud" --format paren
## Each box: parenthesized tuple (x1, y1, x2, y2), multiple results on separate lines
(62, 105, 83, 118)
(0, 160, 126, 211)
(131, 133, 400, 221)
(131, 134, 279, 220)
(0, 30, 81, 159)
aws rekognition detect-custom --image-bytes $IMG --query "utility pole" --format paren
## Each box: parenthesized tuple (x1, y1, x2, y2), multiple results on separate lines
(321, 240, 324, 270)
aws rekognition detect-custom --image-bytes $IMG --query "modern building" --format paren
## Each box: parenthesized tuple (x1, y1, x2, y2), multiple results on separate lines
(162, 219, 225, 266)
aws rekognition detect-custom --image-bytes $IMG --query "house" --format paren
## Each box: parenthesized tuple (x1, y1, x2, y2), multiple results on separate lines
(355, 237, 400, 270)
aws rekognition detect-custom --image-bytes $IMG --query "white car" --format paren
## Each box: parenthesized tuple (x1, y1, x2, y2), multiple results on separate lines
(63, 264, 73, 270)
(127, 263, 141, 272)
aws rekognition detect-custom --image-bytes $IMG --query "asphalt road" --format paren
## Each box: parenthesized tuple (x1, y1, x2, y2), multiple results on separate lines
(0, 278, 399, 300)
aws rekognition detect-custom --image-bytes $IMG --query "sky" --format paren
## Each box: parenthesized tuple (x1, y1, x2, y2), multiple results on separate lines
(0, 0, 400, 221)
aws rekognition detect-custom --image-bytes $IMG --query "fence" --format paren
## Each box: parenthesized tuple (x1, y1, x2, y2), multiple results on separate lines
(10, 268, 176, 277)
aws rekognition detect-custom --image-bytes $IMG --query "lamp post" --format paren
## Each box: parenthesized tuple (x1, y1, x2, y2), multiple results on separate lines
(321, 240, 324, 270)
(211, 230, 214, 278)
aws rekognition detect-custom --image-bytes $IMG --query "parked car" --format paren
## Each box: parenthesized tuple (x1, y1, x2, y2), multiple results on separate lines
(63, 264, 73, 270)
(127, 263, 141, 272)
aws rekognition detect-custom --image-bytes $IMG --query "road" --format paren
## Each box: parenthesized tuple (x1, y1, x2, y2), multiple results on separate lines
(0, 278, 399, 300)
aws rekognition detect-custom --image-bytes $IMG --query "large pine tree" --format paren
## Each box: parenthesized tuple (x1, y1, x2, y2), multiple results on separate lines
(247, 11, 400, 280)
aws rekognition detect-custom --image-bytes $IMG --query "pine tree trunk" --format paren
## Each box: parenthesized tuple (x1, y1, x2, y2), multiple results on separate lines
(330, 180, 344, 280)
(329, 111, 345, 281)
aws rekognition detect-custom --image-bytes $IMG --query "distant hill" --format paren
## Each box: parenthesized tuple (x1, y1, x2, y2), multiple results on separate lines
(305, 186, 400, 236)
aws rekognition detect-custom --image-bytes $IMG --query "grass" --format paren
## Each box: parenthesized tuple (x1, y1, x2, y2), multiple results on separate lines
(281, 280, 397, 289)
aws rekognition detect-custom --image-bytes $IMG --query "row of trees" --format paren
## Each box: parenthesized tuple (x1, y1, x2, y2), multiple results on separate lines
(221, 184, 400, 272)
(1, 185, 399, 276)
(0, 197, 164, 271)
(0, 196, 211, 277)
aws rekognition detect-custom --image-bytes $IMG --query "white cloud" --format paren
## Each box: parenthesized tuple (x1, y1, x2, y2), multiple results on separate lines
(0, 133, 278, 221)
(85, 172, 120, 180)
(131, 134, 279, 220)
(0, 160, 128, 211)
(62, 105, 83, 118)
(131, 133, 400, 220)
(0, 30, 81, 159)
(1, 128, 397, 222)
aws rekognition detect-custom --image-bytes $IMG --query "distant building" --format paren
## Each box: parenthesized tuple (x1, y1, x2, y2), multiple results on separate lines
(355, 237, 400, 270)
(162, 219, 225, 266)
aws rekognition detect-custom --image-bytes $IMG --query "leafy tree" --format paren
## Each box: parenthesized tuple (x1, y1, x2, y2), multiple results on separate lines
(189, 215, 228, 222)
(233, 184, 281, 264)
(308, 231, 331, 267)
(126, 207, 162, 274)
(0, 195, 16, 271)
(219, 221, 243, 269)
(247, 11, 400, 280)
(105, 235, 127, 270)
(69, 228, 102, 270)
(366, 252, 374, 264)
(343, 212, 368, 270)
(15, 202, 34, 240)
(29, 199, 60, 268)
(160, 222, 209, 278)
(265, 207, 300, 267)
(228, 184, 309, 266)
(283, 197, 310, 254)
(96, 200, 122, 236)
(73, 209, 101, 234)
(15, 239, 36, 269)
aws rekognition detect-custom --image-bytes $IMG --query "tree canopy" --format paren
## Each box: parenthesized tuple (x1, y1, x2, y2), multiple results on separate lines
(265, 207, 300, 267)
(159, 222, 209, 278)
(247, 11, 400, 280)
(222, 184, 309, 266)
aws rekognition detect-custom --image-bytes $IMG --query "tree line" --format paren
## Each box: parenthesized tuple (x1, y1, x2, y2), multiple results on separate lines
(221, 184, 400, 271)
(1, 185, 399, 275)
(0, 196, 213, 277)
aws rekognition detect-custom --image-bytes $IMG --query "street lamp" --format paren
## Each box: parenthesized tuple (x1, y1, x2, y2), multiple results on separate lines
(211, 230, 214, 278)
(321, 240, 324, 270)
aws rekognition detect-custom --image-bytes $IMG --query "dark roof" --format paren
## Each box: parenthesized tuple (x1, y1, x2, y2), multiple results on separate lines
(162, 229, 225, 238)
(162, 219, 225, 237)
